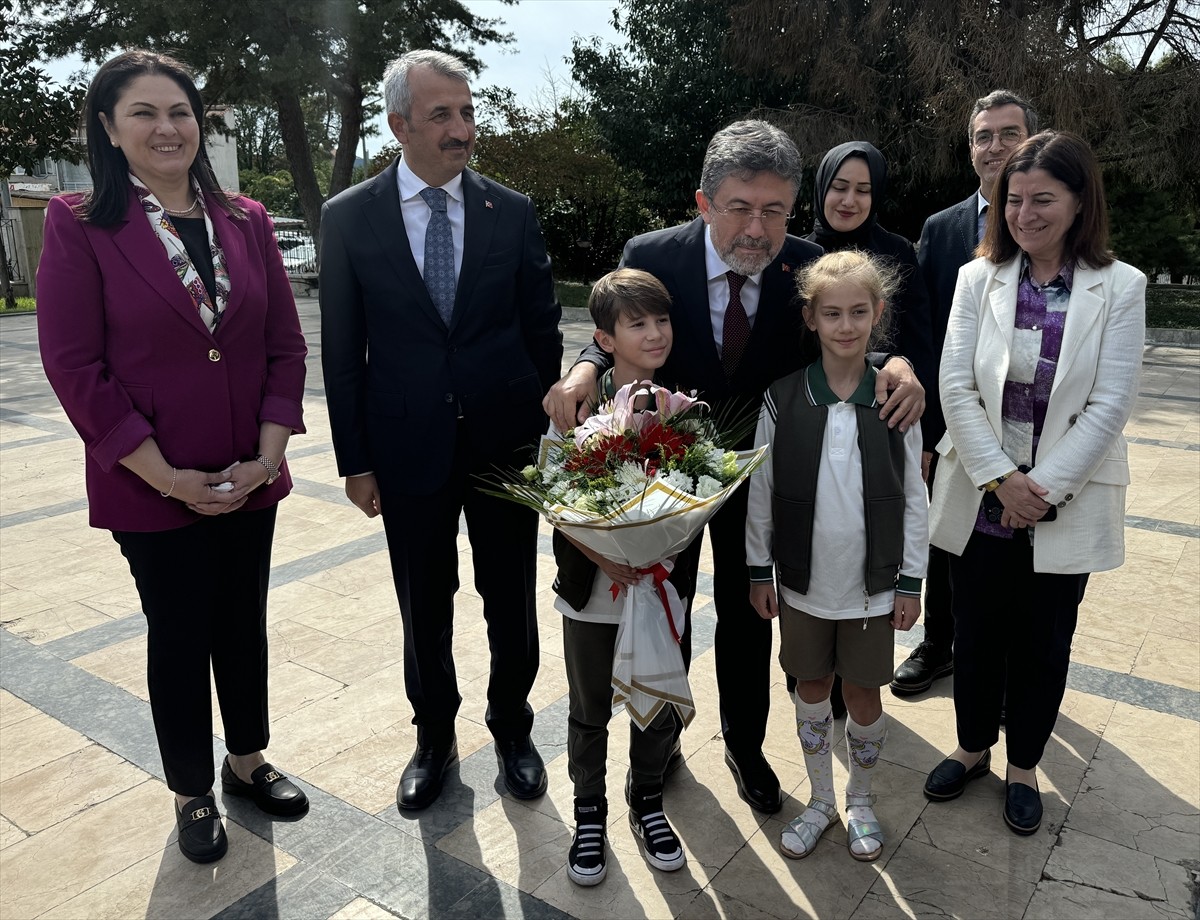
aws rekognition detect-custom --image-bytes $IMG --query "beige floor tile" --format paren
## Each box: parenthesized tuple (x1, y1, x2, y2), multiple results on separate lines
(263, 662, 412, 774)
(0, 813, 27, 850)
(437, 795, 573, 894)
(1076, 596, 1156, 648)
(0, 712, 90, 783)
(0, 743, 148, 833)
(1069, 632, 1140, 674)
(296, 552, 394, 598)
(266, 660, 346, 718)
(0, 779, 171, 918)
(1150, 607, 1200, 643)
(1042, 828, 1193, 913)
(532, 852, 706, 920)
(675, 888, 785, 920)
(329, 896, 402, 919)
(2, 599, 113, 644)
(266, 580, 347, 622)
(288, 610, 402, 685)
(1025, 879, 1193, 920)
(74, 634, 150, 701)
(0, 587, 58, 620)
(302, 722, 413, 815)
(267, 617, 339, 669)
(1130, 633, 1200, 690)
(849, 837, 1035, 919)
(0, 690, 39, 729)
(1063, 703, 1199, 863)
(706, 811, 875, 920)
(37, 820, 297, 920)
(288, 590, 396, 639)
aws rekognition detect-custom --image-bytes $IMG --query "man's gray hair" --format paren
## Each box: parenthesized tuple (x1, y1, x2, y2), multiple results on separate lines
(383, 50, 471, 119)
(699, 119, 804, 202)
(969, 90, 1038, 136)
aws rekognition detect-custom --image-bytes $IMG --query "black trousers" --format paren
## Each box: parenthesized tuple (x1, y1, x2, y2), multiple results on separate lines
(949, 529, 1088, 769)
(922, 453, 954, 651)
(113, 505, 277, 796)
(377, 431, 538, 747)
(563, 617, 676, 798)
(675, 478, 773, 756)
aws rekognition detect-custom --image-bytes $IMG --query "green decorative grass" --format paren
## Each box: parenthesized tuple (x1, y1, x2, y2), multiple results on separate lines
(556, 281, 591, 312)
(0, 296, 37, 314)
(1145, 285, 1199, 330)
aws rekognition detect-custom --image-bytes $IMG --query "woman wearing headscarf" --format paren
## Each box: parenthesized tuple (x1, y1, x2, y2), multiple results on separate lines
(802, 141, 937, 717)
(37, 50, 309, 863)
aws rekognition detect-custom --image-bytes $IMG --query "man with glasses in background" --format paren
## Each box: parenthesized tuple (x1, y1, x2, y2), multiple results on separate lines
(891, 90, 1039, 698)
(546, 119, 923, 815)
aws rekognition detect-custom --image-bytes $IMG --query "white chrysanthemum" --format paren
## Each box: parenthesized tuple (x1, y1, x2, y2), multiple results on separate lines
(615, 463, 650, 488)
(695, 474, 724, 498)
(661, 469, 694, 494)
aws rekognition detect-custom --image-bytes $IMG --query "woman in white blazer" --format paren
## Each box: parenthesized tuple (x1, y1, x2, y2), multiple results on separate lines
(921, 132, 1145, 836)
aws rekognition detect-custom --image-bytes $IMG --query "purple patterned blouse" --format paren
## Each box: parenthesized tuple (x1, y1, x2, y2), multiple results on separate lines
(975, 259, 1074, 538)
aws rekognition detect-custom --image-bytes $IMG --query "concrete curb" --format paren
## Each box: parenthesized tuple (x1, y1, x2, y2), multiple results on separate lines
(1146, 327, 1200, 348)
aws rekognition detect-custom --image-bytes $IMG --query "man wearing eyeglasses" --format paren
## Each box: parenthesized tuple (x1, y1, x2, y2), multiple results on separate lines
(546, 119, 923, 815)
(890, 90, 1038, 697)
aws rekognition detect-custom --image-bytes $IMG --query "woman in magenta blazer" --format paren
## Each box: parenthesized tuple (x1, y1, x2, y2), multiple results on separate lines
(37, 51, 309, 864)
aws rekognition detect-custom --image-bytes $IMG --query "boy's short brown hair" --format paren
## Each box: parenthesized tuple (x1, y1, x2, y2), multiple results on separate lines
(587, 268, 672, 335)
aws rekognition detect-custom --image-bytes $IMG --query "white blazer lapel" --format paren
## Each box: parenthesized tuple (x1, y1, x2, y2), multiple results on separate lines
(1052, 265, 1105, 396)
(980, 259, 1021, 415)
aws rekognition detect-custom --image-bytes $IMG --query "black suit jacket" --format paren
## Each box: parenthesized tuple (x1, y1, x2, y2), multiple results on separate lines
(916, 192, 980, 445)
(579, 218, 823, 443)
(319, 159, 562, 493)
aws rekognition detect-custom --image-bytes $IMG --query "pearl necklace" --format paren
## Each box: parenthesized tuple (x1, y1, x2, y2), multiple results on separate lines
(162, 198, 200, 217)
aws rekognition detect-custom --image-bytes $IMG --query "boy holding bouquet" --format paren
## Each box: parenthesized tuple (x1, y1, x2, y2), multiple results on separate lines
(553, 268, 691, 885)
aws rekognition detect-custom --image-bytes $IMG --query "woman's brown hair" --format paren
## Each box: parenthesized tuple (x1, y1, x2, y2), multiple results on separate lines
(977, 130, 1113, 269)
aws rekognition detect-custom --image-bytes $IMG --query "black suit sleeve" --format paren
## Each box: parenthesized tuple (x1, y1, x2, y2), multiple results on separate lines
(318, 199, 372, 477)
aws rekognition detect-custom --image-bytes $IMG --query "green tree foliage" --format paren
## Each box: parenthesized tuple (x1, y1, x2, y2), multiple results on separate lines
(19, 0, 514, 236)
(570, 0, 798, 223)
(372, 84, 660, 280)
(0, 17, 86, 310)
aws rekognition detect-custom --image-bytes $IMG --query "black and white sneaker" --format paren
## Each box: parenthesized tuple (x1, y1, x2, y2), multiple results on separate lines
(628, 783, 685, 872)
(568, 796, 607, 886)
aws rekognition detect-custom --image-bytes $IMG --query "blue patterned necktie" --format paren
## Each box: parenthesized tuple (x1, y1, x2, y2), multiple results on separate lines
(419, 186, 455, 324)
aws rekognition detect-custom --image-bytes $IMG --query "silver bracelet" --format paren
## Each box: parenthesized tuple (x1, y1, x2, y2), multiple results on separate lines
(159, 467, 177, 498)
(254, 454, 281, 485)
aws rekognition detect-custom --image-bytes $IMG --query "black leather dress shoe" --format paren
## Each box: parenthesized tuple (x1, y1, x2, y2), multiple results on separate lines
(397, 739, 459, 811)
(724, 748, 782, 814)
(175, 794, 227, 863)
(891, 641, 954, 695)
(924, 748, 992, 801)
(1004, 780, 1042, 835)
(222, 758, 309, 817)
(495, 736, 548, 799)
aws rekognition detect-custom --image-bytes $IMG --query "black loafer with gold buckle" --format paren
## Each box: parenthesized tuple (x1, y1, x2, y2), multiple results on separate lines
(221, 758, 310, 817)
(175, 794, 228, 863)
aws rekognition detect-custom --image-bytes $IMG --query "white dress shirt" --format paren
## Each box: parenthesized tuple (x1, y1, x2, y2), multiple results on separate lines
(703, 224, 763, 356)
(395, 156, 466, 281)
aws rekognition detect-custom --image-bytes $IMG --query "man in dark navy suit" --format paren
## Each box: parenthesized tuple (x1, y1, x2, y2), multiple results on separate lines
(546, 121, 923, 814)
(891, 90, 1038, 696)
(320, 50, 562, 811)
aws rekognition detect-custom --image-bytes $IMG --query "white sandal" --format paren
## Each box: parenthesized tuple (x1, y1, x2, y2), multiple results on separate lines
(779, 797, 838, 859)
(845, 793, 884, 862)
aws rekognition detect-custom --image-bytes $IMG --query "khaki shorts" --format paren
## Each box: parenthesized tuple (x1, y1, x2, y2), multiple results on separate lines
(778, 599, 895, 688)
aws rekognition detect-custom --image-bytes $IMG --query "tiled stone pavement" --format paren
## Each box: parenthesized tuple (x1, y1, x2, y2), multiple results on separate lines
(1, 297, 1197, 920)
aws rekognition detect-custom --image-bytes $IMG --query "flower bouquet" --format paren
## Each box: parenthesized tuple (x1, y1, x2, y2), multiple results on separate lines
(484, 381, 767, 731)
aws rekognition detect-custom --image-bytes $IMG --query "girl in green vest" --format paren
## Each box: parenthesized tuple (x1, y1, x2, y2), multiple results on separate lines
(746, 250, 929, 862)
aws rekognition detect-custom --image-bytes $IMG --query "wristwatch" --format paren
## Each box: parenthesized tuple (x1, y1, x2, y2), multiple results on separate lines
(255, 454, 281, 485)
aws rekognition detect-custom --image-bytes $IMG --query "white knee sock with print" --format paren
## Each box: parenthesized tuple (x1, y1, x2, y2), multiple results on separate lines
(846, 713, 887, 856)
(793, 692, 835, 806)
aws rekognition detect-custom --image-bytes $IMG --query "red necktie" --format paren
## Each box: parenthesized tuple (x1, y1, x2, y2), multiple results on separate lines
(722, 271, 750, 377)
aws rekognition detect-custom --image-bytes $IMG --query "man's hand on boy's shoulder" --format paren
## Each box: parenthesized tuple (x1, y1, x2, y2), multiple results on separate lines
(544, 363, 600, 431)
(875, 357, 925, 432)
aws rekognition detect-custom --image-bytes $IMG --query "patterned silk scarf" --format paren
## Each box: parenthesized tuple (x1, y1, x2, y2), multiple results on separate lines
(130, 173, 231, 332)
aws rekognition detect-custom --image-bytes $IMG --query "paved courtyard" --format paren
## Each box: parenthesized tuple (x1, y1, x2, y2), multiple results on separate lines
(0, 296, 1197, 920)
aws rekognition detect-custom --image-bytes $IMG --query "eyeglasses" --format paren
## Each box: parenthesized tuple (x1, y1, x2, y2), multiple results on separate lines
(709, 205, 793, 229)
(972, 128, 1025, 149)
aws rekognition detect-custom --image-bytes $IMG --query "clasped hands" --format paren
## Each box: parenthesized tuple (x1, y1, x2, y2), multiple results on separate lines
(171, 461, 270, 516)
(993, 470, 1052, 529)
